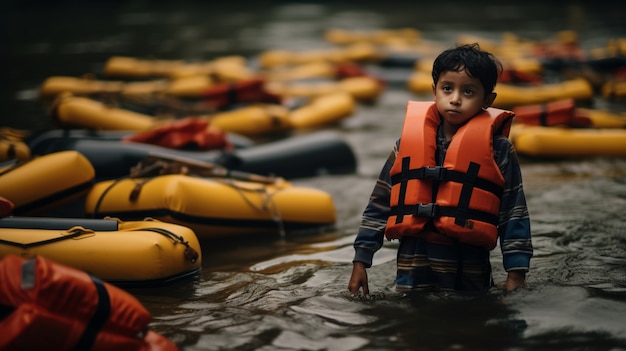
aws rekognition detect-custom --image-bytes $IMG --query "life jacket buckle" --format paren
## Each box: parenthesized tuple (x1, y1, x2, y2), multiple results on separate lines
(415, 203, 439, 218)
(422, 166, 447, 180)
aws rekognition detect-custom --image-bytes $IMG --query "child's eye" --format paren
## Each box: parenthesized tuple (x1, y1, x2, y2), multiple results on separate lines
(464, 88, 474, 95)
(442, 85, 452, 92)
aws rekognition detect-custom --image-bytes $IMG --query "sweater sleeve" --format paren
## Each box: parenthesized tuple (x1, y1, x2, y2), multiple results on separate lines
(352, 141, 397, 268)
(494, 136, 534, 272)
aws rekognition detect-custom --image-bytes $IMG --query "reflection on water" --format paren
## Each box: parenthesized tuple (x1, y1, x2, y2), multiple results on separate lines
(4, 1, 626, 350)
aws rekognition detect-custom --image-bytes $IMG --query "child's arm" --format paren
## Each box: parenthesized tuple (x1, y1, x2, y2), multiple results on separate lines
(495, 136, 533, 287)
(349, 143, 397, 295)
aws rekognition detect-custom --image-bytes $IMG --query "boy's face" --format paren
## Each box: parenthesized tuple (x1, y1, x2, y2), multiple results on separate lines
(432, 69, 496, 134)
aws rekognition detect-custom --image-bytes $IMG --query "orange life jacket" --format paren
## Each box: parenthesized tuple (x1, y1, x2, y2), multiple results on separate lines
(0, 255, 179, 351)
(385, 101, 514, 249)
(512, 98, 592, 127)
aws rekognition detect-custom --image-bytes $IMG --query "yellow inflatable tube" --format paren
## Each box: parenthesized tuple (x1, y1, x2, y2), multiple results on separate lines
(494, 78, 594, 108)
(324, 28, 421, 45)
(103, 55, 254, 80)
(0, 151, 95, 216)
(510, 124, 626, 158)
(51, 94, 293, 136)
(581, 108, 626, 128)
(288, 92, 355, 129)
(40, 75, 220, 99)
(265, 76, 384, 102)
(52, 93, 155, 130)
(204, 104, 292, 136)
(0, 217, 201, 285)
(84, 174, 337, 238)
(258, 43, 380, 68)
(408, 73, 593, 108)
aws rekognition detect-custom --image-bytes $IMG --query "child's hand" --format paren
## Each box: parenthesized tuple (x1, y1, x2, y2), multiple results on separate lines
(348, 261, 369, 295)
(503, 270, 526, 291)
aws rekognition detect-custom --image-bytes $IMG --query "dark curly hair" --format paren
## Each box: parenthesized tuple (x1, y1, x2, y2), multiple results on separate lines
(432, 42, 502, 95)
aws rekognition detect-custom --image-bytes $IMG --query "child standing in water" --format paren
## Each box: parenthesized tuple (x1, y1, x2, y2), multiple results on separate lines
(348, 43, 533, 293)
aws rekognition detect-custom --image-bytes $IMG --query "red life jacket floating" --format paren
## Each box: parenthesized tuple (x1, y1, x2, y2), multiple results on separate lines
(0, 255, 179, 351)
(513, 98, 592, 127)
(124, 117, 232, 150)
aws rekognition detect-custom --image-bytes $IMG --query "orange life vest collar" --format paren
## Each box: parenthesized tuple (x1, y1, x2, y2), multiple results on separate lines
(385, 101, 514, 249)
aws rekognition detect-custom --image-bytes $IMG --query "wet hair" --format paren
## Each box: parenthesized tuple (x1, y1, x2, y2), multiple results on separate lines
(431, 42, 502, 95)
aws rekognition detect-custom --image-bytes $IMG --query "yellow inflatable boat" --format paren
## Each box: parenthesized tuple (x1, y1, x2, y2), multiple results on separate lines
(0, 216, 201, 286)
(0, 150, 95, 216)
(84, 169, 337, 238)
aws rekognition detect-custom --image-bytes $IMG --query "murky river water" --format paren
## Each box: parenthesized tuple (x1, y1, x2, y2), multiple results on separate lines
(3, 1, 626, 350)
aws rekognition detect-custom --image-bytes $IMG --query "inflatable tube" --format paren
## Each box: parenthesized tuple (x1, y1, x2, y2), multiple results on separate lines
(40, 75, 282, 102)
(288, 92, 355, 129)
(207, 104, 292, 136)
(0, 255, 181, 350)
(493, 78, 594, 108)
(510, 124, 626, 158)
(27, 130, 357, 180)
(408, 74, 593, 107)
(265, 76, 384, 102)
(50, 93, 357, 136)
(84, 174, 336, 238)
(103, 55, 254, 80)
(52, 93, 156, 131)
(0, 151, 95, 216)
(264, 61, 339, 81)
(0, 218, 201, 286)
(258, 43, 380, 68)
(40, 76, 127, 98)
(50, 94, 294, 136)
(324, 28, 422, 45)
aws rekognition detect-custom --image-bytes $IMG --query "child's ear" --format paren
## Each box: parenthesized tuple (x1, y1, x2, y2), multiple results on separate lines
(483, 92, 497, 108)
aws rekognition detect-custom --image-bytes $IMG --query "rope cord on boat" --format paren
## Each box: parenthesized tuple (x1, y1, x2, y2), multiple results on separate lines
(131, 225, 199, 263)
(91, 162, 165, 218)
(92, 157, 287, 236)
(219, 178, 286, 237)
(0, 227, 95, 249)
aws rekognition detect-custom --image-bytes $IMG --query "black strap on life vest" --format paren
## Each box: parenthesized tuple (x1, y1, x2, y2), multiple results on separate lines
(73, 275, 111, 351)
(390, 158, 500, 226)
